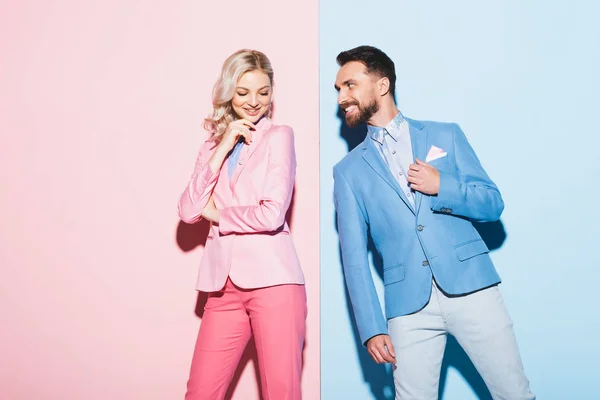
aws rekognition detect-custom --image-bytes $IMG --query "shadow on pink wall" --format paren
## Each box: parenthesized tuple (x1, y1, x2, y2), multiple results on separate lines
(174, 188, 300, 399)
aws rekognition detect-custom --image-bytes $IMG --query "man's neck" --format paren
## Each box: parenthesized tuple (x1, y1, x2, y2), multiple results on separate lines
(367, 99, 399, 128)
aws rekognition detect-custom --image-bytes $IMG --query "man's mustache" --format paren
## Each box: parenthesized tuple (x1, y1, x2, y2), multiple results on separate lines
(340, 101, 359, 110)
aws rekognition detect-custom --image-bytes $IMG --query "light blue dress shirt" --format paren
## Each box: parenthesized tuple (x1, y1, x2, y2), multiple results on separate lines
(367, 111, 415, 208)
(227, 139, 245, 179)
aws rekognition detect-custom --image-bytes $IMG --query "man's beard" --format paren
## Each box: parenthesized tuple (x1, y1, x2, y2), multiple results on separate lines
(343, 100, 379, 128)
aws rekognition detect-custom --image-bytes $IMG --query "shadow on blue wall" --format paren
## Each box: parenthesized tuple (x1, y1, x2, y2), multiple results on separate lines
(335, 109, 506, 399)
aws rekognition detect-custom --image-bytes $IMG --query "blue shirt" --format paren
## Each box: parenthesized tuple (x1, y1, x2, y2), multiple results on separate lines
(227, 139, 245, 179)
(367, 111, 415, 208)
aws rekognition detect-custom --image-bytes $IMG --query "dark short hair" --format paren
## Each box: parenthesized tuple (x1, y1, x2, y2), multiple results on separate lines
(336, 45, 396, 96)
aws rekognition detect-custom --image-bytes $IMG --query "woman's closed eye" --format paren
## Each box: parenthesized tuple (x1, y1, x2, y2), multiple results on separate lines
(236, 91, 269, 97)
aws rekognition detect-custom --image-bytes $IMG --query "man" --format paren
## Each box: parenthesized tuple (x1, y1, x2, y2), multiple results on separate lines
(333, 45, 534, 400)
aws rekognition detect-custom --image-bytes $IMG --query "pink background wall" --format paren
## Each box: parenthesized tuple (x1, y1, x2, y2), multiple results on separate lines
(0, 1, 319, 399)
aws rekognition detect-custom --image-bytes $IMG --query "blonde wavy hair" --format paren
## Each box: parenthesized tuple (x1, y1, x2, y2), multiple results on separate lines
(204, 49, 274, 141)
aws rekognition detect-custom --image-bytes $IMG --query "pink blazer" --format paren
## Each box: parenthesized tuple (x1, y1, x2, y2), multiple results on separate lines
(178, 118, 305, 292)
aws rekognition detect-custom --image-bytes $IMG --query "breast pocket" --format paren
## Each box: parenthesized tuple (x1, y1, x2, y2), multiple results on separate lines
(428, 156, 452, 173)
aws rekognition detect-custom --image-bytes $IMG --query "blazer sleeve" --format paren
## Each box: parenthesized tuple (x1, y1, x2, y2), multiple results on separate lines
(431, 123, 504, 222)
(218, 126, 296, 235)
(177, 140, 219, 224)
(334, 167, 388, 346)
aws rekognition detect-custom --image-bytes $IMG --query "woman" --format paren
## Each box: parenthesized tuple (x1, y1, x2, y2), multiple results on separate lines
(178, 49, 306, 400)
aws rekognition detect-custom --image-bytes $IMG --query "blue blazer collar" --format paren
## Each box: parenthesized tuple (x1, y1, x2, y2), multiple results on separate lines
(359, 117, 428, 214)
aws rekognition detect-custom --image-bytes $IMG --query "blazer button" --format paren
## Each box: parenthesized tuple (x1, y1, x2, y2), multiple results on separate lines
(238, 160, 244, 165)
(446, 208, 452, 213)
(422, 260, 429, 267)
(417, 225, 424, 231)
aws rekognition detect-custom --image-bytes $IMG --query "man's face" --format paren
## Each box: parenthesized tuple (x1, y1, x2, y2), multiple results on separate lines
(335, 61, 380, 128)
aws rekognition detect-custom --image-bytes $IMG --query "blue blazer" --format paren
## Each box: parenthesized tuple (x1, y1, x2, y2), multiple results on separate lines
(333, 118, 504, 345)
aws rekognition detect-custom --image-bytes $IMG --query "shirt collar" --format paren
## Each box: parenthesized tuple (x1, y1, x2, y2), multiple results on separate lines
(255, 115, 272, 131)
(368, 111, 406, 145)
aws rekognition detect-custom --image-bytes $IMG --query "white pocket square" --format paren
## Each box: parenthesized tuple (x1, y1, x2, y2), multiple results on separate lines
(426, 145, 447, 162)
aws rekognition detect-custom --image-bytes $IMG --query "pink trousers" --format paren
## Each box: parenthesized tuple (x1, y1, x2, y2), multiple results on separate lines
(185, 278, 307, 400)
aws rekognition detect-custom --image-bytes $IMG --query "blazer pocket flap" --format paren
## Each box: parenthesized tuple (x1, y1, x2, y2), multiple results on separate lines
(384, 264, 405, 284)
(429, 157, 450, 172)
(455, 239, 489, 261)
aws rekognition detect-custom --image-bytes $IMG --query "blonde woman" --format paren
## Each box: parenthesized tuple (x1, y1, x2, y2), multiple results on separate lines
(178, 49, 306, 400)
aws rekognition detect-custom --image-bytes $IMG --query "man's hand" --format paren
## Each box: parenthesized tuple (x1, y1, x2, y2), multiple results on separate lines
(366, 334, 396, 364)
(408, 158, 440, 195)
(201, 196, 220, 224)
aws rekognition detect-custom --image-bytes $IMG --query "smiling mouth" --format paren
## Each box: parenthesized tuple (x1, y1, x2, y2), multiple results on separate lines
(344, 105, 358, 115)
(244, 108, 261, 116)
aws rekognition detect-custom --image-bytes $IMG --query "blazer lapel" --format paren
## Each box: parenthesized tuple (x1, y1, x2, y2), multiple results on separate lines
(407, 119, 428, 214)
(229, 120, 268, 189)
(362, 137, 416, 215)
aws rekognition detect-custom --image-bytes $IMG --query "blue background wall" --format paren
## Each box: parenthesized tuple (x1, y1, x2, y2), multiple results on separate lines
(320, 1, 599, 399)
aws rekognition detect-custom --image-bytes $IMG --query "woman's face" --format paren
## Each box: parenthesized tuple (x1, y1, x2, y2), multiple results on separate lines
(231, 70, 272, 123)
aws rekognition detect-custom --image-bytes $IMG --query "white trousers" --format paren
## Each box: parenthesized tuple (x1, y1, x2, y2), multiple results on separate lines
(388, 281, 535, 400)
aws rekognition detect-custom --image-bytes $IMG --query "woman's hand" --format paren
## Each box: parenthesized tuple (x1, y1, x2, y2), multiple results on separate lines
(219, 119, 255, 151)
(201, 196, 220, 224)
(208, 119, 256, 172)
